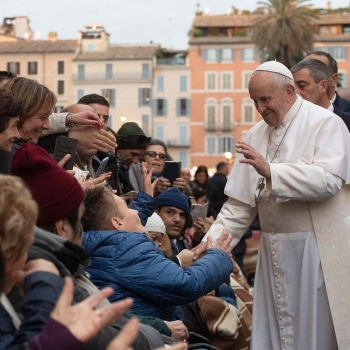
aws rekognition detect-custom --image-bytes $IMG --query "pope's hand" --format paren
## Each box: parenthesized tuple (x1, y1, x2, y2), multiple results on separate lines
(236, 140, 271, 178)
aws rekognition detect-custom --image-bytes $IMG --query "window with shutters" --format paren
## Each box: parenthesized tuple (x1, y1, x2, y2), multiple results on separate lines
(142, 63, 150, 79)
(176, 99, 190, 116)
(102, 89, 116, 108)
(204, 49, 217, 62)
(179, 125, 188, 145)
(222, 105, 232, 130)
(77, 89, 84, 101)
(206, 72, 217, 90)
(138, 88, 151, 107)
(156, 125, 164, 140)
(179, 151, 188, 168)
(242, 71, 253, 90)
(206, 136, 216, 154)
(218, 137, 235, 153)
(243, 102, 255, 124)
(142, 114, 149, 134)
(7, 62, 20, 75)
(222, 49, 234, 61)
(321, 46, 347, 60)
(180, 75, 187, 92)
(58, 61, 64, 74)
(241, 48, 256, 62)
(78, 64, 85, 80)
(57, 80, 65, 95)
(157, 76, 164, 92)
(106, 64, 113, 79)
(206, 105, 217, 130)
(221, 72, 232, 90)
(28, 61, 38, 75)
(153, 99, 167, 116)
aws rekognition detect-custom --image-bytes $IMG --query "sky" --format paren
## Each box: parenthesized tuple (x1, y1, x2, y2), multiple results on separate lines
(1, 0, 350, 49)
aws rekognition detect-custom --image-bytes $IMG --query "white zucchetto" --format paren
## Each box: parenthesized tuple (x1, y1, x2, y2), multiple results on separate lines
(254, 61, 294, 80)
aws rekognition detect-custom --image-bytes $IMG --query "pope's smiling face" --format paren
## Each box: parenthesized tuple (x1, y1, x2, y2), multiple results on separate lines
(249, 71, 295, 128)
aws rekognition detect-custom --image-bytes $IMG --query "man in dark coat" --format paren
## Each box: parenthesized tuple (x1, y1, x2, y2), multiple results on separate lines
(291, 58, 350, 131)
(208, 162, 229, 212)
(305, 50, 350, 113)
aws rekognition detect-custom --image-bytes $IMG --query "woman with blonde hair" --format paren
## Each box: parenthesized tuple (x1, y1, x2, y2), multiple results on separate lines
(5, 77, 56, 145)
(0, 77, 57, 174)
(0, 174, 64, 348)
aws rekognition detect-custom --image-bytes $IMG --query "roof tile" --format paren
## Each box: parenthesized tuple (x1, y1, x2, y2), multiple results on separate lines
(0, 40, 77, 53)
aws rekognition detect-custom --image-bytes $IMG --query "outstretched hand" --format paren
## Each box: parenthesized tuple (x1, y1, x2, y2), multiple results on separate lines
(70, 110, 101, 127)
(142, 162, 158, 197)
(206, 229, 232, 256)
(236, 140, 271, 178)
(51, 277, 133, 343)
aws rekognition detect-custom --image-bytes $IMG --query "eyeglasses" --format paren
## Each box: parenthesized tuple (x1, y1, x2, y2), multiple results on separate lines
(144, 151, 167, 161)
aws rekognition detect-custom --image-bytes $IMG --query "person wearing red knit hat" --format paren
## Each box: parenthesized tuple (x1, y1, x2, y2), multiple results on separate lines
(11, 143, 84, 234)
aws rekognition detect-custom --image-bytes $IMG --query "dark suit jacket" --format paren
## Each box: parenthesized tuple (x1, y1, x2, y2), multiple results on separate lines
(334, 92, 350, 113)
(333, 105, 350, 132)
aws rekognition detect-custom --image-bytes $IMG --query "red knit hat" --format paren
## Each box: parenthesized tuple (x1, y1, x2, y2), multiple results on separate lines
(11, 144, 84, 226)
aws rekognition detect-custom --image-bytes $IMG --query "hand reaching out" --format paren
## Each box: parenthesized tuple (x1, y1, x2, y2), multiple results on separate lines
(141, 162, 158, 197)
(51, 277, 134, 343)
(206, 229, 232, 256)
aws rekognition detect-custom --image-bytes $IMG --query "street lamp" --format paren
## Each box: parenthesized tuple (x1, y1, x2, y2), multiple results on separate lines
(224, 151, 232, 162)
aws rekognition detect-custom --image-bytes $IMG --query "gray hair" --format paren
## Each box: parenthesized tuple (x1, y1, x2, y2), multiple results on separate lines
(270, 73, 295, 91)
(291, 59, 330, 84)
(305, 51, 338, 75)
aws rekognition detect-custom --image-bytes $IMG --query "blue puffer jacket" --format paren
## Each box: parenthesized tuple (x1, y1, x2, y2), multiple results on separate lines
(83, 230, 233, 321)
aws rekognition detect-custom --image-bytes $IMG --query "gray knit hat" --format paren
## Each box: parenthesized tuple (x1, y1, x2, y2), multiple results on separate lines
(145, 213, 166, 235)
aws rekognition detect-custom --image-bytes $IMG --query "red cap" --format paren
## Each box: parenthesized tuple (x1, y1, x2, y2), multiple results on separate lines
(11, 144, 84, 226)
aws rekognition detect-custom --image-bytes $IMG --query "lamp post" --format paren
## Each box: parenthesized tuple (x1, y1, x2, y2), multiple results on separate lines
(224, 151, 234, 171)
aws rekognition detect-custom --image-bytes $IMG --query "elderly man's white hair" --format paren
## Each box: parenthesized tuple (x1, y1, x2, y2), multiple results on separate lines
(251, 60, 296, 91)
(270, 73, 296, 91)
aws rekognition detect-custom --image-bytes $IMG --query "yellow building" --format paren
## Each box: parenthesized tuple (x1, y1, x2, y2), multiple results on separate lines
(0, 17, 76, 109)
(73, 24, 159, 134)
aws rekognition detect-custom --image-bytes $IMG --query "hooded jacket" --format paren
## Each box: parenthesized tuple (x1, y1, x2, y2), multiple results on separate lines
(83, 229, 233, 321)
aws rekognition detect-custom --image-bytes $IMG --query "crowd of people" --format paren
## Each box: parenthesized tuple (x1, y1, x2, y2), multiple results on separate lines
(0, 48, 349, 350)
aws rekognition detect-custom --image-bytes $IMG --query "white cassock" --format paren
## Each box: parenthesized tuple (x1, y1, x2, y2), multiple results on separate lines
(205, 95, 350, 350)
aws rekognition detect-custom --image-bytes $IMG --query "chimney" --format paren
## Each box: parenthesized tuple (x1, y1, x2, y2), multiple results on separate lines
(48, 31, 57, 41)
(327, 1, 331, 10)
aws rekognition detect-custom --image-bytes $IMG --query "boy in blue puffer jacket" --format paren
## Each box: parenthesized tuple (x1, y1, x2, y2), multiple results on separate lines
(82, 185, 233, 321)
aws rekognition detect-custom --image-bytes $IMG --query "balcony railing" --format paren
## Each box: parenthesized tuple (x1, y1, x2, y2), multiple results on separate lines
(221, 122, 233, 131)
(205, 123, 217, 131)
(73, 72, 152, 82)
(156, 57, 186, 66)
(166, 139, 190, 147)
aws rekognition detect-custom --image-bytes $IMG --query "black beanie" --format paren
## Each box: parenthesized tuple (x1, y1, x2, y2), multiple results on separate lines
(116, 122, 151, 149)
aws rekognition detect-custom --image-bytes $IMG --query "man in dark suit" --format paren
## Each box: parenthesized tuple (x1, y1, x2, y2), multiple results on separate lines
(291, 59, 350, 131)
(208, 162, 229, 212)
(305, 51, 350, 113)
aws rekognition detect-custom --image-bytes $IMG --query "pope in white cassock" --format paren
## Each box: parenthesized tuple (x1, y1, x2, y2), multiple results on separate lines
(194, 61, 350, 350)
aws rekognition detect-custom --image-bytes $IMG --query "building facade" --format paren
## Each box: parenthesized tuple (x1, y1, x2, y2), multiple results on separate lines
(73, 24, 159, 134)
(0, 17, 76, 109)
(188, 12, 350, 168)
(153, 49, 191, 167)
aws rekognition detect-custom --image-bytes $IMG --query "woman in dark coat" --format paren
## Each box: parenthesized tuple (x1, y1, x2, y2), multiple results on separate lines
(190, 165, 221, 217)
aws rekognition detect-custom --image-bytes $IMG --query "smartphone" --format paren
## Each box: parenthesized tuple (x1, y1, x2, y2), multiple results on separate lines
(162, 161, 181, 184)
(94, 156, 109, 178)
(53, 136, 78, 170)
